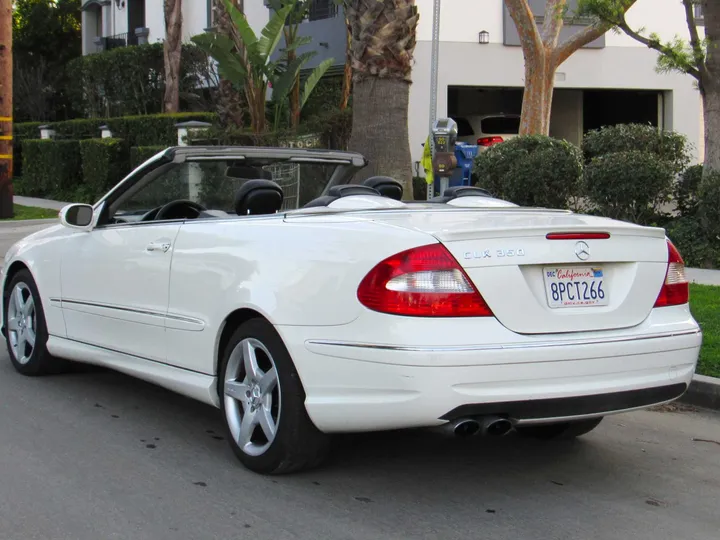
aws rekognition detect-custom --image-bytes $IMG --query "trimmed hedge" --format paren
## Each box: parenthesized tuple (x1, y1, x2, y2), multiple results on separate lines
(130, 146, 167, 170)
(13, 122, 42, 179)
(473, 135, 583, 208)
(21, 139, 82, 200)
(66, 43, 215, 118)
(79, 138, 130, 203)
(107, 113, 217, 147)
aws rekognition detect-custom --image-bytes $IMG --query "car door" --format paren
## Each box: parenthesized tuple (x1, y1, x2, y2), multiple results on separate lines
(59, 156, 192, 363)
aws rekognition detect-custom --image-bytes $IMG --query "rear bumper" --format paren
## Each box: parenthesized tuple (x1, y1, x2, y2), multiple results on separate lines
(277, 306, 701, 433)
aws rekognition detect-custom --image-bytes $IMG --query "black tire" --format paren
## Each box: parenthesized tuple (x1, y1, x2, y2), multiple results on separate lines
(218, 318, 330, 474)
(3, 269, 67, 376)
(515, 417, 603, 440)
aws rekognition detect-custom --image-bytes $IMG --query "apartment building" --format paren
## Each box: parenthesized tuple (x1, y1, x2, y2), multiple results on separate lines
(81, 0, 704, 165)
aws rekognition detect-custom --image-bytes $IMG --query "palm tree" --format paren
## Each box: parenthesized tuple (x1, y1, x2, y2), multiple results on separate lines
(346, 0, 419, 197)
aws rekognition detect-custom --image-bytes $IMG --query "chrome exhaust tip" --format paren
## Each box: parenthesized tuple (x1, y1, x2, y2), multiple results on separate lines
(450, 418, 481, 437)
(478, 416, 513, 437)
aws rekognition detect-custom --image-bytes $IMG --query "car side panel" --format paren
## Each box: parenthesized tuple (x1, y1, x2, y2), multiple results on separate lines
(1, 224, 71, 339)
(164, 216, 434, 374)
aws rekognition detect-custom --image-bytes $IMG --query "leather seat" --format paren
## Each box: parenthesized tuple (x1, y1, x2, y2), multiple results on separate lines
(363, 176, 403, 200)
(234, 180, 284, 215)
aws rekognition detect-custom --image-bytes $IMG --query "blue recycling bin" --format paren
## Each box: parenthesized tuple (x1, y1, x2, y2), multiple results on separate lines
(433, 142, 479, 195)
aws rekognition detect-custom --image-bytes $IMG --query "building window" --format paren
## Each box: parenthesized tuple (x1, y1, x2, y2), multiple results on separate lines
(307, 0, 337, 21)
(695, 3, 704, 25)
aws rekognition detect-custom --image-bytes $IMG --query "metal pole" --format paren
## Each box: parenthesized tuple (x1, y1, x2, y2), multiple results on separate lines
(426, 0, 441, 200)
(0, 0, 13, 218)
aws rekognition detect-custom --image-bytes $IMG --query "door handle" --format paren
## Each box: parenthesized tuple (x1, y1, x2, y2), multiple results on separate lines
(146, 242, 171, 253)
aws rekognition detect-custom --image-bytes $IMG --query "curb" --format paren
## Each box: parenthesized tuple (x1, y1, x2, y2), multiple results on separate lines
(679, 374, 720, 411)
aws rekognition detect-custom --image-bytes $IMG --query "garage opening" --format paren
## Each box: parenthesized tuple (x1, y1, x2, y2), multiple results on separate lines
(447, 86, 664, 147)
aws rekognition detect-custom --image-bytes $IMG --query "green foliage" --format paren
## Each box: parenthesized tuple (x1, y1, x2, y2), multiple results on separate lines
(472, 135, 583, 208)
(302, 76, 346, 119)
(577, 0, 704, 78)
(675, 164, 704, 218)
(79, 139, 130, 203)
(20, 139, 82, 200)
(12, 0, 81, 121)
(192, 0, 333, 132)
(584, 150, 676, 225)
(582, 123, 690, 174)
(130, 146, 168, 170)
(582, 124, 691, 225)
(66, 43, 216, 118)
(107, 113, 218, 146)
(12, 122, 42, 179)
(301, 108, 353, 150)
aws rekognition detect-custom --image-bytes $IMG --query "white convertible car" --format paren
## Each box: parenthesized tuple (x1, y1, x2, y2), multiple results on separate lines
(1, 146, 702, 474)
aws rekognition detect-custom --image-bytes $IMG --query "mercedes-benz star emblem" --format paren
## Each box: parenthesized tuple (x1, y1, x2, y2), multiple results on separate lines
(575, 241, 590, 261)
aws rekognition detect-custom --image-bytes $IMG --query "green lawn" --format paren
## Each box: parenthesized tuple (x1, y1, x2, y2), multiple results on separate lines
(689, 284, 720, 378)
(0, 205, 58, 221)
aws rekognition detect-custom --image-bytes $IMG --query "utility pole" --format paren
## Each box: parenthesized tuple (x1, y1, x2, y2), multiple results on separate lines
(0, 0, 13, 218)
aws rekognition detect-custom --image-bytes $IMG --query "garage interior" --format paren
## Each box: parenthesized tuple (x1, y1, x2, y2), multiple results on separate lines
(447, 86, 665, 146)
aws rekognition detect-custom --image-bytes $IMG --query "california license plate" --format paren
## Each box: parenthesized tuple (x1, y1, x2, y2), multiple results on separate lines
(543, 266, 609, 308)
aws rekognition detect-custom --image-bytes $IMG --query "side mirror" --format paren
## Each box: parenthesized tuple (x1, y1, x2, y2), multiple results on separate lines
(59, 204, 95, 231)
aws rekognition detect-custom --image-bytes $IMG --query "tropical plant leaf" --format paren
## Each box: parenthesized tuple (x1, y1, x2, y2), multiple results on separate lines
(271, 51, 317, 101)
(257, 3, 295, 61)
(301, 58, 334, 109)
(222, 0, 259, 58)
(280, 35, 313, 53)
(191, 33, 247, 87)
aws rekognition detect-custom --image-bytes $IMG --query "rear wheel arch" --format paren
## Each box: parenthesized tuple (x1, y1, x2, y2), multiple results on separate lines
(214, 308, 271, 376)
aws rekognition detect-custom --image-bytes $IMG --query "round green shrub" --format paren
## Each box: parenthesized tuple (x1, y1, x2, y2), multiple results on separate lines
(472, 135, 583, 208)
(582, 123, 690, 175)
(675, 164, 703, 218)
(583, 150, 675, 225)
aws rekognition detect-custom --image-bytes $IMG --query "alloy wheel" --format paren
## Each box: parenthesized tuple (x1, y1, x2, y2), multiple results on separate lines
(223, 338, 281, 457)
(7, 282, 36, 365)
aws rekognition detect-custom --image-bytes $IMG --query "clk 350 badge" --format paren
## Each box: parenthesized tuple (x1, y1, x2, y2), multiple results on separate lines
(464, 249, 525, 260)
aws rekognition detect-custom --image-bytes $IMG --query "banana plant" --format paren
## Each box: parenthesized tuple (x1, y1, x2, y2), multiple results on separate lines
(192, 0, 333, 133)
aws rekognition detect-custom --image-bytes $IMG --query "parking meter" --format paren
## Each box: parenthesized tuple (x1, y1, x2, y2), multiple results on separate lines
(431, 119, 458, 196)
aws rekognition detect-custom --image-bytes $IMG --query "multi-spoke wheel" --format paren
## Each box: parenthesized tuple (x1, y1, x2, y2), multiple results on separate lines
(219, 318, 329, 474)
(3, 269, 65, 376)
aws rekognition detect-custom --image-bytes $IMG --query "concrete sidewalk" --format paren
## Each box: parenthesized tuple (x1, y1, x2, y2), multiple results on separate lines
(14, 196, 70, 211)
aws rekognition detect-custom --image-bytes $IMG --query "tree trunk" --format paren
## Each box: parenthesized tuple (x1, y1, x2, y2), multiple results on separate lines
(349, 78, 412, 198)
(702, 83, 720, 175)
(519, 51, 556, 135)
(163, 0, 183, 113)
(340, 16, 352, 110)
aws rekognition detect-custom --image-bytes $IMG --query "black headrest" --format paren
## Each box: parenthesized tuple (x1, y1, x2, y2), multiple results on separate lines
(226, 165, 272, 180)
(235, 179, 283, 215)
(363, 176, 403, 200)
(328, 185, 381, 198)
(303, 195, 339, 208)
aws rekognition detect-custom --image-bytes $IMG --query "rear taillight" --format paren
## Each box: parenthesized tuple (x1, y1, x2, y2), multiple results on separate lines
(477, 136, 504, 147)
(654, 240, 689, 307)
(357, 244, 493, 317)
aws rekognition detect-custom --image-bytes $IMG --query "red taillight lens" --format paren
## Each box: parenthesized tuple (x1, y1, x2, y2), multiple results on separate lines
(477, 136, 504, 147)
(357, 244, 493, 317)
(654, 240, 689, 307)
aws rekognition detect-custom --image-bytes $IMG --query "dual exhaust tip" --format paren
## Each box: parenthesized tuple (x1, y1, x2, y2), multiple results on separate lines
(447, 415, 513, 438)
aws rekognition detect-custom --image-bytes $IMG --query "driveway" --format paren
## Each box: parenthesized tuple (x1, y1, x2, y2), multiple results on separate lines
(0, 221, 719, 539)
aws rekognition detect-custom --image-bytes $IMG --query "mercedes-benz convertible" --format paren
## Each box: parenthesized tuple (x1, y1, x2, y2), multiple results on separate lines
(1, 146, 701, 474)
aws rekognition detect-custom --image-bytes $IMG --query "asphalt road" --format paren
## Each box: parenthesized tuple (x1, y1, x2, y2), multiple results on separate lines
(1, 221, 720, 540)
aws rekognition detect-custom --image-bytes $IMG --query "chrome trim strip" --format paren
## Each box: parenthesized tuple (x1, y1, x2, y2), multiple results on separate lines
(307, 329, 702, 353)
(59, 299, 205, 326)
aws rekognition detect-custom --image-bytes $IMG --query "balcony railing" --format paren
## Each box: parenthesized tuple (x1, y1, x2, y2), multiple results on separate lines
(100, 32, 139, 51)
(307, 1, 338, 21)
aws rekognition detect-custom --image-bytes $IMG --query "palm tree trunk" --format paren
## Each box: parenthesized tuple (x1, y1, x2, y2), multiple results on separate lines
(163, 0, 183, 113)
(340, 15, 352, 110)
(349, 78, 412, 196)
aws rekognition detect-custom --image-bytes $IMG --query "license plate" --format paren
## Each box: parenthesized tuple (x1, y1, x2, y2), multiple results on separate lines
(543, 266, 609, 308)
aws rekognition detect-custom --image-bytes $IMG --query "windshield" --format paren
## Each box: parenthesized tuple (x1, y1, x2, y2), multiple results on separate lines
(114, 158, 346, 217)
